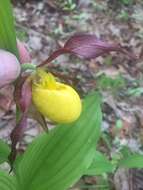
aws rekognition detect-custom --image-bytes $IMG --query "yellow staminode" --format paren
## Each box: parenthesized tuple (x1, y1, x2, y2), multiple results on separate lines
(32, 69, 82, 124)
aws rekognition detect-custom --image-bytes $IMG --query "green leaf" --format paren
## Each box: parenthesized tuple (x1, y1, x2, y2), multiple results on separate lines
(120, 0, 133, 5)
(0, 139, 10, 164)
(0, 171, 17, 190)
(84, 151, 114, 176)
(127, 87, 143, 97)
(0, 0, 19, 57)
(13, 154, 23, 174)
(116, 119, 123, 129)
(120, 146, 132, 157)
(119, 154, 143, 168)
(16, 92, 102, 190)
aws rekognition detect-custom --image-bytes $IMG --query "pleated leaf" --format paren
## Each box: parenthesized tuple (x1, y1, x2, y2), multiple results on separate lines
(16, 92, 102, 190)
(0, 139, 10, 164)
(84, 151, 114, 176)
(0, 0, 18, 57)
(0, 171, 17, 190)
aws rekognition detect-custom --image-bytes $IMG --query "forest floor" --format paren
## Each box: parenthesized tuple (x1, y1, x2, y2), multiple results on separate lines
(0, 0, 143, 189)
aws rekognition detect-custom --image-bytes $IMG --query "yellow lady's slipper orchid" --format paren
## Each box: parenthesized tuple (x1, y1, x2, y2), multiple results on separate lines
(32, 69, 82, 124)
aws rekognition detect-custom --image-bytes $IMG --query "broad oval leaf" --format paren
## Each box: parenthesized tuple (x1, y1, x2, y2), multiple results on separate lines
(16, 92, 102, 190)
(0, 171, 17, 190)
(0, 139, 10, 164)
(84, 151, 114, 176)
(0, 0, 18, 57)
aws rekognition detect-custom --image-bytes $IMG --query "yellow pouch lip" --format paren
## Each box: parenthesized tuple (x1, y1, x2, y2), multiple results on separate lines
(32, 81, 71, 92)
(32, 69, 82, 123)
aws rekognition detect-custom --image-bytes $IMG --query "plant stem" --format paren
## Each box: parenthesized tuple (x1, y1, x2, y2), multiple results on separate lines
(21, 63, 36, 71)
